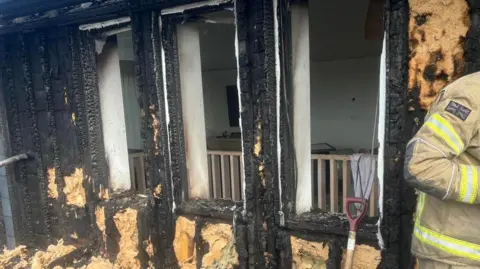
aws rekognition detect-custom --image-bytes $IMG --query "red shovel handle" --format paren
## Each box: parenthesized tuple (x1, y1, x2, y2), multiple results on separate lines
(345, 197, 368, 231)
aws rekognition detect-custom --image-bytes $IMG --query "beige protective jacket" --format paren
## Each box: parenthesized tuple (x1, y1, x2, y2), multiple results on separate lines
(405, 72, 480, 266)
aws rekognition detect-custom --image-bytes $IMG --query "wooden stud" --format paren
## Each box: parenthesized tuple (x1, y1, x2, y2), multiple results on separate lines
(221, 155, 232, 199)
(318, 158, 326, 210)
(231, 155, 241, 201)
(342, 160, 349, 213)
(211, 154, 222, 198)
(240, 157, 244, 200)
(330, 159, 338, 212)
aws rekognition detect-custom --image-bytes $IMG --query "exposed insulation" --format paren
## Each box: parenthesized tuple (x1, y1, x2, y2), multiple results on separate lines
(31, 239, 76, 269)
(63, 168, 86, 207)
(201, 223, 238, 269)
(95, 206, 107, 248)
(143, 236, 154, 268)
(98, 185, 110, 200)
(341, 245, 381, 269)
(173, 216, 196, 268)
(150, 104, 160, 156)
(85, 257, 115, 269)
(153, 184, 162, 198)
(47, 167, 58, 199)
(291, 237, 328, 269)
(408, 0, 470, 109)
(0, 245, 30, 269)
(112, 208, 140, 269)
(254, 122, 262, 157)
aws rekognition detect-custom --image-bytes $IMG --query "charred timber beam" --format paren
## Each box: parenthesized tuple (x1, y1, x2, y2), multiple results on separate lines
(0, 0, 88, 21)
(326, 239, 343, 269)
(235, 0, 280, 267)
(39, 30, 68, 239)
(0, 37, 17, 248)
(69, 28, 87, 164)
(151, 13, 173, 207)
(132, 11, 176, 268)
(162, 18, 186, 206)
(20, 32, 51, 244)
(21, 31, 54, 242)
(378, 0, 412, 268)
(235, 0, 265, 267)
(177, 199, 240, 220)
(285, 213, 379, 243)
(0, 35, 34, 245)
(0, 0, 209, 36)
(79, 32, 109, 193)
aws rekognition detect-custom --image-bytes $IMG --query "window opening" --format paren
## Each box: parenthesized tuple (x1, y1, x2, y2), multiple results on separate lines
(171, 9, 242, 200)
(83, 20, 146, 194)
(291, 0, 384, 216)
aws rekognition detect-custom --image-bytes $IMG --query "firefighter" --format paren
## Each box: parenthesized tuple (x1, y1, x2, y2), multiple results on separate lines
(405, 72, 480, 269)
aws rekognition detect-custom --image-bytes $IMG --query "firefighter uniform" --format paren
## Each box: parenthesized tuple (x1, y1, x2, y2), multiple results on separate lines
(405, 72, 480, 268)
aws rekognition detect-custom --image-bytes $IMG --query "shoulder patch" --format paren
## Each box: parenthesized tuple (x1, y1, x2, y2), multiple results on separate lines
(445, 101, 472, 121)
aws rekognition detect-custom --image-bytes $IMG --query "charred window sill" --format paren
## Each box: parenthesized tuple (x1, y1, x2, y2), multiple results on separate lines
(285, 212, 379, 243)
(177, 199, 241, 220)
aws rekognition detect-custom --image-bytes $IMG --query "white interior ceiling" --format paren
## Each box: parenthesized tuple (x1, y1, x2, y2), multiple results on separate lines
(309, 0, 382, 62)
(118, 0, 381, 70)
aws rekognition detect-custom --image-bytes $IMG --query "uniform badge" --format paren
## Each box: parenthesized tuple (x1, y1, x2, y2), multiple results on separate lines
(445, 101, 471, 121)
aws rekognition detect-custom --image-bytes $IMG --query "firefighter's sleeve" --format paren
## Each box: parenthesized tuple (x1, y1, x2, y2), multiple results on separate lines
(404, 89, 480, 204)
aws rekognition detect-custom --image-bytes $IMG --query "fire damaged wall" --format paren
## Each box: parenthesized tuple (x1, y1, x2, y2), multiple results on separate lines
(408, 0, 470, 110)
(173, 216, 238, 269)
(0, 0, 471, 268)
(0, 28, 100, 247)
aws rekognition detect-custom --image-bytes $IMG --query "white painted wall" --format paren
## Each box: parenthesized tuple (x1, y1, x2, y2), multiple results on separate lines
(116, 31, 143, 151)
(310, 57, 380, 151)
(292, 2, 312, 214)
(97, 39, 131, 192)
(117, 31, 134, 61)
(120, 61, 142, 150)
(177, 24, 210, 199)
(201, 58, 380, 152)
(202, 69, 239, 137)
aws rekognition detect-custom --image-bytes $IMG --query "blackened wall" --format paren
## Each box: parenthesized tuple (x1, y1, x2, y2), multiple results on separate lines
(0, 0, 440, 268)
(0, 28, 106, 247)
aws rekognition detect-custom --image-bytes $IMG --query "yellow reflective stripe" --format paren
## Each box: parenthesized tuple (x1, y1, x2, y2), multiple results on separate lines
(459, 165, 478, 204)
(414, 223, 480, 261)
(418, 192, 425, 219)
(424, 113, 464, 154)
(414, 192, 426, 224)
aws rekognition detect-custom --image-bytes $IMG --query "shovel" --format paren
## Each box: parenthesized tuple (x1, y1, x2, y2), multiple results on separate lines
(343, 197, 368, 269)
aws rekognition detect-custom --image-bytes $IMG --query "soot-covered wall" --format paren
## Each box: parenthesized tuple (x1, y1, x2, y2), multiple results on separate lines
(0, 28, 102, 247)
(2, 0, 479, 268)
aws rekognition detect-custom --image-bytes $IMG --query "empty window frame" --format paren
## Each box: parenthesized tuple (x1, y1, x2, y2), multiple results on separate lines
(161, 2, 244, 201)
(287, 0, 383, 216)
(80, 18, 147, 194)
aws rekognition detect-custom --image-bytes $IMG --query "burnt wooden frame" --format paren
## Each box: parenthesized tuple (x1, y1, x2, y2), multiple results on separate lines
(0, 0, 421, 267)
(274, 0, 380, 247)
(0, 26, 106, 247)
(160, 1, 238, 211)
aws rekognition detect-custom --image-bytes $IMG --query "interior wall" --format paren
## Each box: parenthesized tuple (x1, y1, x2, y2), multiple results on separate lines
(202, 69, 239, 137)
(117, 31, 142, 150)
(200, 57, 380, 151)
(97, 38, 131, 192)
(310, 57, 380, 151)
